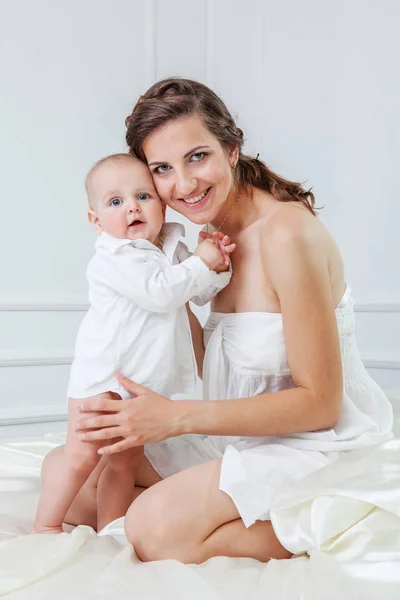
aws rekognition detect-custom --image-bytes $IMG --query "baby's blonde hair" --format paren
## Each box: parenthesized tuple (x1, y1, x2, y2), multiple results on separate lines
(85, 153, 142, 208)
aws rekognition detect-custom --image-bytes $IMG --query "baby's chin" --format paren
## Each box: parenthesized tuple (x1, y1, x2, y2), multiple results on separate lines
(123, 223, 149, 240)
(126, 229, 161, 246)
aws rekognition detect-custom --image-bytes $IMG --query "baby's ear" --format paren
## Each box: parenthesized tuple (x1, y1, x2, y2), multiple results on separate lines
(88, 209, 103, 234)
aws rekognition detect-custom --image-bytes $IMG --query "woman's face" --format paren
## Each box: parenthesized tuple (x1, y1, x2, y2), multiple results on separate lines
(142, 115, 237, 225)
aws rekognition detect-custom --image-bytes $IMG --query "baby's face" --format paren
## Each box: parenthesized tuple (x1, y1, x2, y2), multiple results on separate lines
(87, 159, 165, 243)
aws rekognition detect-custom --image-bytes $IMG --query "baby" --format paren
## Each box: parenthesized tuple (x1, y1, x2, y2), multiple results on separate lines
(32, 153, 234, 534)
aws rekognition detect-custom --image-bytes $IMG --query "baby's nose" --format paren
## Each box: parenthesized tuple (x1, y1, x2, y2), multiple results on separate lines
(127, 199, 140, 212)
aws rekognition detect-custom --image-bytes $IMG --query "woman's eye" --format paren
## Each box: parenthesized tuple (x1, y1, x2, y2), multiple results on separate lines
(154, 164, 170, 175)
(110, 198, 122, 207)
(138, 193, 149, 201)
(191, 152, 206, 162)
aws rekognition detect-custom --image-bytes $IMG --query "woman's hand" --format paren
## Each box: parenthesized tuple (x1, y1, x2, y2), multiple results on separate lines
(75, 374, 183, 455)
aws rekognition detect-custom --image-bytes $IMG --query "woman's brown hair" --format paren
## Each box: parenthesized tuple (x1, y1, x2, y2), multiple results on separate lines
(125, 78, 316, 215)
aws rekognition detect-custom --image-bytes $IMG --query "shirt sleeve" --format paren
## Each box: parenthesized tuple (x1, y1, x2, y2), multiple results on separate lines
(89, 248, 216, 313)
(175, 242, 232, 307)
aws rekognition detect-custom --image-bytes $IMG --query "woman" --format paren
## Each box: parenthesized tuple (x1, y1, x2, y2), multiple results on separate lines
(73, 78, 393, 563)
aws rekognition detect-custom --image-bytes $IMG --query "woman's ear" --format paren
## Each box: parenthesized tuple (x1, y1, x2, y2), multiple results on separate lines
(229, 145, 239, 168)
(88, 209, 103, 234)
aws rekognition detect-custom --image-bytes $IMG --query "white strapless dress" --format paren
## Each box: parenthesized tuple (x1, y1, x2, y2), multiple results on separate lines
(145, 286, 393, 527)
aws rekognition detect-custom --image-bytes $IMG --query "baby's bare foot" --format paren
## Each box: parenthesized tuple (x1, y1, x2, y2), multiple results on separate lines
(30, 525, 63, 535)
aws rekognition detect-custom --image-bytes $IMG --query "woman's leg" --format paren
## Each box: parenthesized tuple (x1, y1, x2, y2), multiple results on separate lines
(65, 453, 162, 530)
(124, 459, 291, 564)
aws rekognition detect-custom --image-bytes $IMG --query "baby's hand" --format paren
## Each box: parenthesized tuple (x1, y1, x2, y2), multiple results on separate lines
(211, 231, 235, 272)
(196, 231, 235, 272)
(194, 238, 225, 271)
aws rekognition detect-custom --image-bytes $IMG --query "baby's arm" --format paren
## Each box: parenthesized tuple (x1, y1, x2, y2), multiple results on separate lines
(176, 232, 235, 307)
(198, 230, 235, 273)
(91, 243, 228, 313)
(193, 234, 235, 270)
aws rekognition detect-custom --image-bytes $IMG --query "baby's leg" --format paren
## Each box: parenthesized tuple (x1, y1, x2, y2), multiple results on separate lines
(97, 445, 144, 531)
(32, 394, 111, 534)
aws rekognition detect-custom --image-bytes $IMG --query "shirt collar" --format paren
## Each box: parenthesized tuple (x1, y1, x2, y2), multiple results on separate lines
(95, 222, 186, 260)
(160, 222, 186, 262)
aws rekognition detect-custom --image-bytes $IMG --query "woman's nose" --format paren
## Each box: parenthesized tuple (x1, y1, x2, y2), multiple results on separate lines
(175, 172, 197, 197)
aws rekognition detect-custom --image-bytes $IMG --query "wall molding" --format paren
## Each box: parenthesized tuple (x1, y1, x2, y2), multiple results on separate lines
(0, 405, 67, 427)
(0, 356, 72, 368)
(143, 0, 157, 87)
(361, 356, 400, 370)
(355, 303, 400, 313)
(205, 0, 216, 88)
(0, 301, 398, 313)
(1, 352, 398, 371)
(256, 0, 268, 153)
(0, 302, 88, 312)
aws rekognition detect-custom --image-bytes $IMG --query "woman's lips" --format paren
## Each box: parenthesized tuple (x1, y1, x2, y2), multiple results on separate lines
(178, 187, 212, 210)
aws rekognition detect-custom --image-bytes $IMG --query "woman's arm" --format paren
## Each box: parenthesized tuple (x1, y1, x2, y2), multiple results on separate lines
(186, 303, 205, 379)
(180, 216, 344, 436)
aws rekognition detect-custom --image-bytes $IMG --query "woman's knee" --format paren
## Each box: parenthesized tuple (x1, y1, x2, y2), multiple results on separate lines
(124, 489, 171, 562)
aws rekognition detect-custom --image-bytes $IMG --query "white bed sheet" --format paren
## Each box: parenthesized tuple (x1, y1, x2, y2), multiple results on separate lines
(0, 433, 400, 600)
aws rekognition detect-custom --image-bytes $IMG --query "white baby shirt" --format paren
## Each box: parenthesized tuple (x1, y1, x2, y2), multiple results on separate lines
(67, 223, 231, 400)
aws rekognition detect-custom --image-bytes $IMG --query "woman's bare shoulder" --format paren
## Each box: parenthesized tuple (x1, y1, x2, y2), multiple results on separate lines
(261, 202, 321, 242)
(258, 202, 343, 268)
(259, 202, 345, 303)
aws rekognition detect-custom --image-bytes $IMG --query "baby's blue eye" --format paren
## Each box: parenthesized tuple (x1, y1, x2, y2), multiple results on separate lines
(110, 198, 122, 207)
(138, 193, 149, 201)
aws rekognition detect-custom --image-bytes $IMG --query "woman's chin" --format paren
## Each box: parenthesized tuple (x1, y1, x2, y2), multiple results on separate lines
(168, 204, 208, 224)
(185, 214, 210, 225)
(172, 203, 221, 225)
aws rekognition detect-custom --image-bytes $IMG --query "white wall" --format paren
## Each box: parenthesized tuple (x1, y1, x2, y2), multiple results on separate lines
(0, 0, 399, 438)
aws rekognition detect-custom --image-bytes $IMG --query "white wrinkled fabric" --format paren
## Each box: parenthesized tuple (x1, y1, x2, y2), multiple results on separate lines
(202, 286, 393, 451)
(1, 435, 400, 598)
(146, 286, 394, 527)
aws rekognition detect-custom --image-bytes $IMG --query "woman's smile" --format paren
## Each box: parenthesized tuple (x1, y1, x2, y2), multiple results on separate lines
(178, 186, 212, 208)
